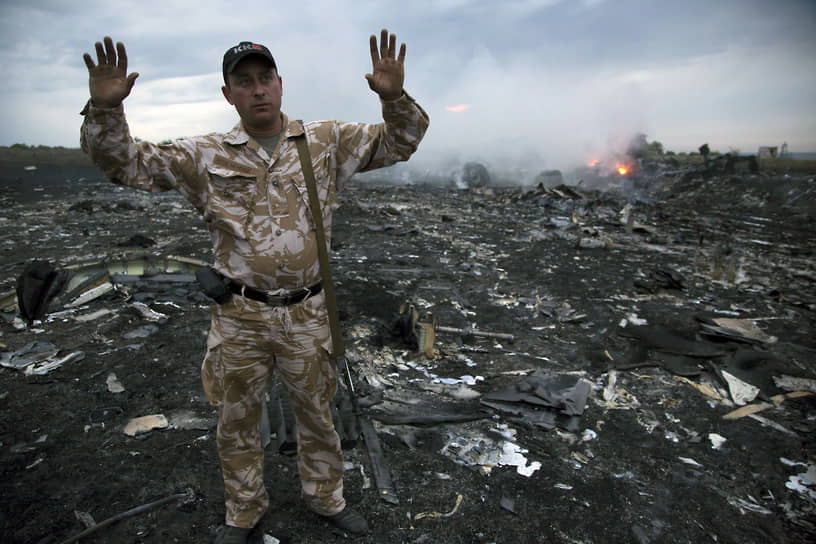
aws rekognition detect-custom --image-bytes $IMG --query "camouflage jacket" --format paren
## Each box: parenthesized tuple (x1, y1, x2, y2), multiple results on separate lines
(80, 93, 429, 292)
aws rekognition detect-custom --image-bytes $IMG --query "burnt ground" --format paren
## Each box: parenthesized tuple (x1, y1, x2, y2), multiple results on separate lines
(0, 159, 815, 544)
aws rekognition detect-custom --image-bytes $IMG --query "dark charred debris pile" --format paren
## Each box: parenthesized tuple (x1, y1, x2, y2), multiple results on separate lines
(1, 151, 815, 543)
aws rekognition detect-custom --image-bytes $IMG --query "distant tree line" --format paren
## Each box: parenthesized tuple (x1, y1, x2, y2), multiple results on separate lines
(627, 133, 746, 162)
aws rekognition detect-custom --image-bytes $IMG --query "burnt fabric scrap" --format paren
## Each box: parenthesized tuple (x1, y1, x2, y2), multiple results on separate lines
(16, 260, 70, 323)
(118, 234, 156, 248)
(480, 371, 590, 431)
(607, 344, 702, 377)
(633, 268, 686, 293)
(617, 324, 725, 358)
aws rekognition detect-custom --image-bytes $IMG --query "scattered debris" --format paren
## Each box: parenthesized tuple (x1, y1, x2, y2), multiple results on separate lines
(698, 317, 778, 345)
(122, 324, 160, 339)
(499, 496, 517, 515)
(57, 490, 192, 544)
(21, 351, 84, 376)
(130, 302, 168, 323)
(413, 494, 464, 520)
(674, 376, 728, 403)
(784, 462, 816, 500)
(723, 402, 773, 420)
(359, 417, 399, 505)
(678, 457, 702, 467)
(722, 391, 812, 420)
(393, 300, 513, 357)
(746, 414, 797, 436)
(123, 414, 169, 436)
(75, 308, 115, 322)
(106, 373, 124, 393)
(2, 158, 815, 542)
(774, 375, 816, 393)
(73, 510, 96, 529)
(708, 433, 727, 450)
(1, 253, 208, 315)
(0, 341, 59, 370)
(440, 425, 542, 476)
(719, 370, 761, 405)
(728, 496, 773, 515)
(581, 429, 597, 442)
(481, 370, 591, 431)
(167, 410, 213, 431)
(0, 341, 84, 376)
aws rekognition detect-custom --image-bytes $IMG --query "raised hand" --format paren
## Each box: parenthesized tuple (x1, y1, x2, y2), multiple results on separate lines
(82, 36, 139, 108)
(365, 29, 405, 101)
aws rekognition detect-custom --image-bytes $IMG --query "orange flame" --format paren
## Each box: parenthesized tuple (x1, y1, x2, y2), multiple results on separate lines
(589, 159, 600, 167)
(617, 165, 628, 175)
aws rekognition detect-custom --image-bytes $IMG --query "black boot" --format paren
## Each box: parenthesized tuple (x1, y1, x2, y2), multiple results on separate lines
(323, 506, 370, 535)
(214, 525, 252, 544)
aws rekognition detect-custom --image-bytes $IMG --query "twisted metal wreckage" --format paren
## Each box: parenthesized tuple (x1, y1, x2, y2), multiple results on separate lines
(2, 158, 816, 541)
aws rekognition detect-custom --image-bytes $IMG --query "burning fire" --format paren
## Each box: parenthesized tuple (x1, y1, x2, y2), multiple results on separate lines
(586, 156, 633, 176)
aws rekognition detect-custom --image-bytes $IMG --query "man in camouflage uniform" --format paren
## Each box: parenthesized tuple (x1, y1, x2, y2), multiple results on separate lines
(80, 30, 428, 543)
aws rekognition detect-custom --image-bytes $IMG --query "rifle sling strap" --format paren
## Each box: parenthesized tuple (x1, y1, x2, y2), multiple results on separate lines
(293, 123, 345, 359)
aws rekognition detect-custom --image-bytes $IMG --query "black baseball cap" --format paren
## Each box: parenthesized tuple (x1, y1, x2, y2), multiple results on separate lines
(222, 41, 277, 84)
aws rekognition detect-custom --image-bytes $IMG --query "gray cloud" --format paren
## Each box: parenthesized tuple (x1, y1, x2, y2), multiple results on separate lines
(1, 0, 814, 173)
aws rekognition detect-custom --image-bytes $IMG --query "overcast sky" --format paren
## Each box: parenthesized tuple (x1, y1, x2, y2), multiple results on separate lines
(2, 0, 815, 172)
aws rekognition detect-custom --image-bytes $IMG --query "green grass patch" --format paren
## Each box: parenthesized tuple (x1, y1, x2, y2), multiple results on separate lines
(759, 157, 816, 174)
(0, 145, 93, 167)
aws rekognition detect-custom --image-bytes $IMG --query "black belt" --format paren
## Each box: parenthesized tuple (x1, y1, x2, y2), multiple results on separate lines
(228, 280, 322, 306)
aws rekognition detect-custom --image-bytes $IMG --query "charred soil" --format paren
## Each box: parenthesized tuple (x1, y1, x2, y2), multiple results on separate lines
(1, 158, 815, 543)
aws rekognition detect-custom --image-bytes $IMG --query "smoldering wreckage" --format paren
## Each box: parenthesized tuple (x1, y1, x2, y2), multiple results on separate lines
(1, 148, 815, 544)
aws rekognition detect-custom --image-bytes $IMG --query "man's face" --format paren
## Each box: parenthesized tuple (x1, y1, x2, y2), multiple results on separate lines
(221, 56, 282, 134)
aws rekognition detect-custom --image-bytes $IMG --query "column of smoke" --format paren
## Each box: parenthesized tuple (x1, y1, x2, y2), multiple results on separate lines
(358, 109, 648, 191)
(355, 47, 651, 189)
(358, 127, 649, 189)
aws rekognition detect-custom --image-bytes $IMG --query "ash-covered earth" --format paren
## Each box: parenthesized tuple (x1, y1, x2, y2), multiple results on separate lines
(1, 155, 814, 544)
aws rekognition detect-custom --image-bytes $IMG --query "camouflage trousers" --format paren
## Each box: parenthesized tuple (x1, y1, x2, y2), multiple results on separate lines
(201, 291, 345, 528)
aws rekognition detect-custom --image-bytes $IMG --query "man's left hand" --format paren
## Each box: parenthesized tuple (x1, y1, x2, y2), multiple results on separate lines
(365, 29, 405, 101)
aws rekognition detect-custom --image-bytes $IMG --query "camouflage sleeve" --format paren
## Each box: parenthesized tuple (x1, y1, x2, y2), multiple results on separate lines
(80, 102, 208, 212)
(334, 91, 429, 189)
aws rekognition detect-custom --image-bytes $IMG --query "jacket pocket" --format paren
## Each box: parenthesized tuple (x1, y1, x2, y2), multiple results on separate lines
(289, 150, 336, 221)
(204, 165, 257, 240)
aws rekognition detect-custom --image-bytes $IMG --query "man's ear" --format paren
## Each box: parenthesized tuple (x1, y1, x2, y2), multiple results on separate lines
(221, 85, 234, 105)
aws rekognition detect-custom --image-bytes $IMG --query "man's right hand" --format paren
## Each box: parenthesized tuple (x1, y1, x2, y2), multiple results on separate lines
(82, 36, 139, 108)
